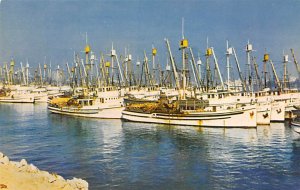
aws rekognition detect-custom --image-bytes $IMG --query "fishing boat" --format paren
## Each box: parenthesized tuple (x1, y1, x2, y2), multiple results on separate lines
(291, 121, 300, 134)
(48, 86, 124, 119)
(0, 87, 35, 103)
(122, 93, 257, 128)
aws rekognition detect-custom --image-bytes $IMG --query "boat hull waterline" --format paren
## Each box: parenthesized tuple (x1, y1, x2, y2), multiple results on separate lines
(48, 106, 124, 119)
(122, 106, 257, 128)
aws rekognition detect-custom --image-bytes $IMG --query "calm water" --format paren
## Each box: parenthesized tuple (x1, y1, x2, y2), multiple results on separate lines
(1, 103, 300, 189)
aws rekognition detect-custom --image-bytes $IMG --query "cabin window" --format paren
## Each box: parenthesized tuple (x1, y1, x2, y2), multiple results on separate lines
(89, 100, 93, 106)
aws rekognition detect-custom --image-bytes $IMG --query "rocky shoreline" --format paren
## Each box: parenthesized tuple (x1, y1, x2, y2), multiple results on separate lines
(0, 152, 88, 190)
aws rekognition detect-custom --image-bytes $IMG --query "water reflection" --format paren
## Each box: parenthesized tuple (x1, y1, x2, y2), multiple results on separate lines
(1, 103, 300, 189)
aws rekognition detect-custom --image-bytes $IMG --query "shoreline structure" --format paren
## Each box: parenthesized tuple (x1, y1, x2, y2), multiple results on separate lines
(0, 152, 88, 190)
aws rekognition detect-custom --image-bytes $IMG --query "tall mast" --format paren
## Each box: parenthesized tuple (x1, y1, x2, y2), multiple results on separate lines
(263, 52, 269, 89)
(226, 41, 232, 91)
(232, 47, 246, 92)
(283, 54, 289, 90)
(269, 59, 281, 91)
(180, 17, 188, 99)
(165, 38, 180, 94)
(246, 41, 253, 92)
(188, 47, 201, 88)
(152, 45, 157, 85)
(211, 48, 224, 90)
(111, 43, 115, 84)
(197, 53, 203, 90)
(205, 47, 212, 91)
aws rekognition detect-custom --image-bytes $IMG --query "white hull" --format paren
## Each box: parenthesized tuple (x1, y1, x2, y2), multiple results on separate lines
(270, 101, 285, 122)
(48, 106, 124, 119)
(291, 122, 300, 134)
(0, 96, 34, 103)
(122, 106, 257, 128)
(34, 95, 48, 103)
(256, 103, 271, 125)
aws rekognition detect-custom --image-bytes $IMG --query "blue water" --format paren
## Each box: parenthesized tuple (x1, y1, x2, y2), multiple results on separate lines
(1, 103, 300, 189)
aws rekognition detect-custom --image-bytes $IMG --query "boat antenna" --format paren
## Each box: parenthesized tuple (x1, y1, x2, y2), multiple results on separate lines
(206, 37, 209, 49)
(85, 32, 88, 45)
(182, 17, 185, 39)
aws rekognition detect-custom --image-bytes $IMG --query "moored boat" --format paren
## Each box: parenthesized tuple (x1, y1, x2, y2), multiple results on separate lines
(48, 86, 124, 119)
(291, 121, 300, 134)
(122, 93, 257, 128)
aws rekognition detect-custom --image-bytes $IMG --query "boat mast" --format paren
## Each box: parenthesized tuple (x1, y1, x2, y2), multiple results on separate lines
(263, 53, 269, 89)
(290, 49, 300, 74)
(165, 38, 181, 92)
(152, 45, 157, 85)
(283, 54, 289, 90)
(196, 53, 203, 91)
(205, 44, 212, 92)
(246, 41, 253, 92)
(211, 48, 224, 90)
(226, 41, 232, 91)
(180, 18, 188, 99)
(269, 59, 281, 91)
(232, 47, 246, 92)
(252, 57, 262, 90)
(188, 47, 201, 88)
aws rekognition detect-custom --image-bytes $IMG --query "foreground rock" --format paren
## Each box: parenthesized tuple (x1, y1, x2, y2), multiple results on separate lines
(0, 152, 88, 190)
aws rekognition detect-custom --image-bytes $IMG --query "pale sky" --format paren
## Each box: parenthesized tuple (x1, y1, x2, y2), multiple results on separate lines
(1, 0, 300, 77)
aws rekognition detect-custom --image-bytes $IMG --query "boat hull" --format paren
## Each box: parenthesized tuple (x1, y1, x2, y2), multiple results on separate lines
(291, 122, 300, 134)
(256, 103, 271, 125)
(0, 96, 34, 103)
(122, 106, 257, 128)
(48, 106, 124, 119)
(270, 101, 285, 122)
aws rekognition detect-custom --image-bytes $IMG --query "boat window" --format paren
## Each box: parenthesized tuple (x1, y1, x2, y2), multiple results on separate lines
(89, 100, 93, 105)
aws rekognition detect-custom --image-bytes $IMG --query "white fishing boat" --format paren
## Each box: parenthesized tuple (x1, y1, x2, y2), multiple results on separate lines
(0, 94, 35, 103)
(291, 121, 300, 134)
(122, 94, 257, 128)
(48, 86, 124, 119)
(0, 87, 35, 103)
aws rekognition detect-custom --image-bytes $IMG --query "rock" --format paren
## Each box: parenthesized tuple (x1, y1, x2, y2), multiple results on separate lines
(67, 177, 88, 190)
(0, 156, 9, 165)
(0, 152, 4, 158)
(48, 174, 57, 183)
(28, 164, 39, 173)
(20, 159, 27, 166)
(0, 184, 8, 189)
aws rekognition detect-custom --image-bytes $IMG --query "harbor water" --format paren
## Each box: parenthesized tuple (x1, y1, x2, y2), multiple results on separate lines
(1, 103, 300, 189)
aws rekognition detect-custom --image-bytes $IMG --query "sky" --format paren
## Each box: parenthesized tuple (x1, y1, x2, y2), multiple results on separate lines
(1, 0, 300, 78)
